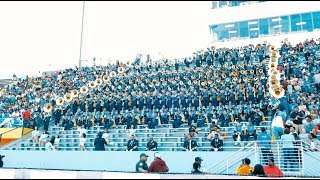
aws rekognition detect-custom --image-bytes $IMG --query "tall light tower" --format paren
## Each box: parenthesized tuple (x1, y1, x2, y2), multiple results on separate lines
(79, 1, 85, 69)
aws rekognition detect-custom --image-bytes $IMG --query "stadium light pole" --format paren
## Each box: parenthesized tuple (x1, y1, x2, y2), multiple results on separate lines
(79, 1, 85, 70)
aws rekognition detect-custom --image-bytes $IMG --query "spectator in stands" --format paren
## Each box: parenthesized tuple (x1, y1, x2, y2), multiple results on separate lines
(191, 157, 204, 174)
(272, 113, 285, 140)
(236, 158, 254, 175)
(210, 134, 223, 151)
(281, 128, 295, 171)
(45, 136, 56, 151)
(290, 106, 304, 134)
(53, 134, 60, 149)
(246, 121, 257, 140)
(263, 158, 283, 177)
(31, 126, 40, 146)
(233, 122, 243, 146)
(305, 133, 320, 151)
(128, 124, 136, 137)
(79, 133, 87, 151)
(251, 164, 265, 177)
(303, 115, 315, 134)
(126, 134, 139, 151)
(257, 127, 273, 165)
(182, 134, 198, 151)
(146, 136, 158, 151)
(78, 125, 87, 137)
(102, 128, 112, 145)
(298, 129, 308, 141)
(94, 132, 107, 151)
(136, 153, 148, 173)
(39, 130, 49, 147)
(148, 152, 169, 173)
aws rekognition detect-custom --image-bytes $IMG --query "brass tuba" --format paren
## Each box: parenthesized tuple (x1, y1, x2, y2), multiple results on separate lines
(80, 86, 88, 94)
(56, 97, 64, 106)
(110, 71, 116, 78)
(89, 81, 96, 89)
(43, 103, 52, 113)
(118, 67, 124, 74)
(95, 78, 102, 86)
(64, 93, 72, 103)
(103, 75, 110, 82)
(71, 89, 79, 98)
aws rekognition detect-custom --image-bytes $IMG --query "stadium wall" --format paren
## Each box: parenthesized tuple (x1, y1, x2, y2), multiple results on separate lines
(0, 150, 234, 173)
(0, 168, 314, 179)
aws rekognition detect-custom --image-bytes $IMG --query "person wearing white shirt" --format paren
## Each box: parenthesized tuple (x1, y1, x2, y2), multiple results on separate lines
(102, 128, 112, 145)
(128, 125, 136, 137)
(79, 133, 87, 151)
(39, 130, 49, 147)
(53, 134, 60, 149)
(31, 126, 40, 146)
(45, 137, 56, 151)
(299, 129, 308, 141)
(78, 125, 87, 137)
(272, 113, 284, 140)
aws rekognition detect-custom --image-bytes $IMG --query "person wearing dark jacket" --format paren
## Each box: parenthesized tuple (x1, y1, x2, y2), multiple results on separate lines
(94, 132, 107, 151)
(126, 135, 139, 151)
(182, 134, 198, 151)
(146, 136, 158, 151)
(192, 157, 204, 174)
(148, 152, 169, 173)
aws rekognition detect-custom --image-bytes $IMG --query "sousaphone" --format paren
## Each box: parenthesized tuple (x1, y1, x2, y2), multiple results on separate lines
(43, 103, 53, 113)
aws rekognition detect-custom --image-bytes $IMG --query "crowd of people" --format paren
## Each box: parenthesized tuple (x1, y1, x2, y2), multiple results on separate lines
(0, 38, 319, 153)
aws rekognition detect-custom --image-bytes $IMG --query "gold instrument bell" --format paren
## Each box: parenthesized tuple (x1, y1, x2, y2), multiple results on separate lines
(103, 75, 110, 82)
(118, 67, 124, 74)
(56, 97, 64, 106)
(110, 71, 116, 78)
(80, 86, 88, 94)
(95, 78, 102, 86)
(89, 81, 96, 89)
(71, 89, 79, 98)
(64, 93, 72, 103)
(43, 103, 53, 113)
(126, 60, 132, 66)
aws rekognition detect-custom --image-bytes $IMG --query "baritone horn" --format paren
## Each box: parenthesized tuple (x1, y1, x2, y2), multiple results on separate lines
(80, 86, 88, 94)
(43, 103, 53, 113)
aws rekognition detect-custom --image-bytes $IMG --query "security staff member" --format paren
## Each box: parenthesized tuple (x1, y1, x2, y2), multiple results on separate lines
(136, 153, 149, 173)
(146, 136, 158, 151)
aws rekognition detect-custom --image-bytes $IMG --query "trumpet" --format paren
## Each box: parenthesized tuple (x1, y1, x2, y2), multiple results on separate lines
(64, 93, 72, 103)
(89, 81, 96, 89)
(118, 67, 124, 74)
(95, 78, 102, 86)
(80, 86, 88, 94)
(71, 89, 79, 98)
(56, 97, 64, 106)
(110, 71, 116, 78)
(103, 75, 110, 82)
(43, 103, 52, 113)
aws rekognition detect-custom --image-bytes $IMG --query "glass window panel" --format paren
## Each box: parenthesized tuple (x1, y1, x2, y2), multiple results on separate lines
(228, 22, 239, 39)
(239, 21, 249, 38)
(290, 14, 302, 32)
(210, 25, 219, 40)
(248, 20, 259, 38)
(212, 2, 218, 9)
(313, 11, 320, 29)
(269, 16, 281, 35)
(219, 1, 228, 8)
(301, 12, 313, 32)
(218, 24, 229, 40)
(280, 15, 289, 33)
(259, 18, 269, 35)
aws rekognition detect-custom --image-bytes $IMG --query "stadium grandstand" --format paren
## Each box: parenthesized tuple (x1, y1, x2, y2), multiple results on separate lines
(0, 1, 320, 179)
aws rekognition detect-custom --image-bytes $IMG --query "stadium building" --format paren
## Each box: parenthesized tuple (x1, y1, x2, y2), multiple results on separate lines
(209, 1, 320, 47)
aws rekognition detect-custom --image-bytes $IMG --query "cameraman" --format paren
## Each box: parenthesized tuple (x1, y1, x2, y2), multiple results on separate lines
(0, 155, 5, 168)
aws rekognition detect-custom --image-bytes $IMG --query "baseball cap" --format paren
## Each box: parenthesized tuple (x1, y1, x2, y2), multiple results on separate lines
(195, 157, 203, 162)
(140, 153, 148, 158)
(154, 152, 161, 158)
(269, 157, 274, 162)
